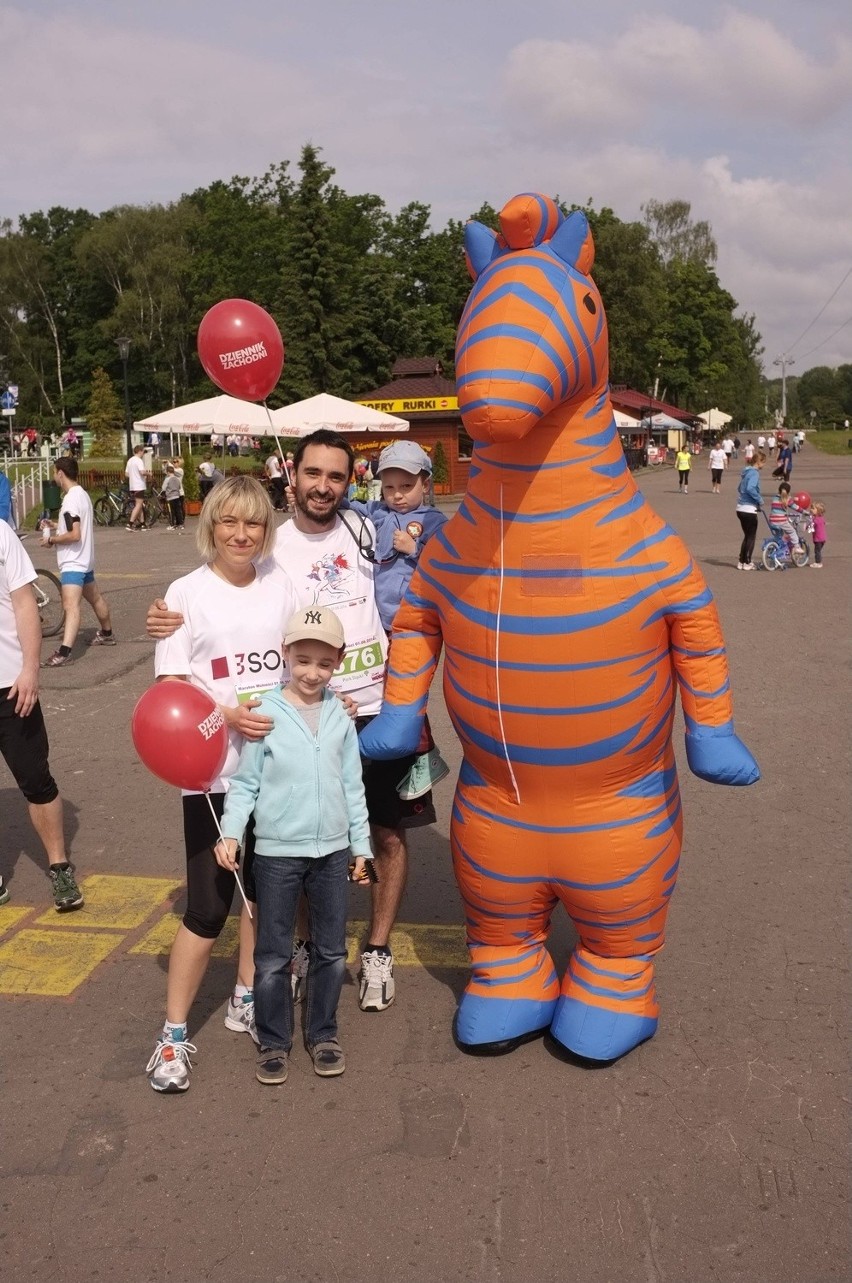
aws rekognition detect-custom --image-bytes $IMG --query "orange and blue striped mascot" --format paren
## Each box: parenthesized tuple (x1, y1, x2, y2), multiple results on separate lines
(360, 193, 759, 1062)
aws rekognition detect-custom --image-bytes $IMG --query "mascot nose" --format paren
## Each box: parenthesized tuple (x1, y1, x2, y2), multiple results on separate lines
(457, 367, 557, 442)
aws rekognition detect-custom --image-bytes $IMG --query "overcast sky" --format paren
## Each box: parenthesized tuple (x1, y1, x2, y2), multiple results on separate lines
(3, 0, 850, 376)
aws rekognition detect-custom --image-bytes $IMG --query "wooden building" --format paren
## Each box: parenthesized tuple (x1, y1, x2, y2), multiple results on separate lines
(357, 359, 470, 494)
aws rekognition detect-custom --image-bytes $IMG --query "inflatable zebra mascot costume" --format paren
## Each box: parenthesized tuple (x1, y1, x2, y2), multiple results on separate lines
(360, 193, 759, 1063)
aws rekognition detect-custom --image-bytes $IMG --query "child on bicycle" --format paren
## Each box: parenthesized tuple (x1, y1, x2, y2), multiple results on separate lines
(768, 482, 802, 556)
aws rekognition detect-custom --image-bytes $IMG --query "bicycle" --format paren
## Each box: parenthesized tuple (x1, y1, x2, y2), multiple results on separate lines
(32, 567, 65, 637)
(94, 485, 162, 528)
(93, 485, 128, 527)
(760, 510, 811, 571)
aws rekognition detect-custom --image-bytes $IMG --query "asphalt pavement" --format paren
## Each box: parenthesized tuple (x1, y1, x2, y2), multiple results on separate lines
(1, 444, 849, 1283)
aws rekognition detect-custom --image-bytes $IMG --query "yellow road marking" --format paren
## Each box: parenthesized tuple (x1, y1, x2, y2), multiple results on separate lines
(132, 916, 469, 966)
(0, 876, 469, 998)
(0, 906, 33, 937)
(33, 875, 181, 930)
(0, 929, 122, 996)
(131, 913, 240, 959)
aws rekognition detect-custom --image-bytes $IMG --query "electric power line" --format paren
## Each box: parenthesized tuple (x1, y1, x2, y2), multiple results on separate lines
(778, 264, 852, 359)
(794, 313, 852, 365)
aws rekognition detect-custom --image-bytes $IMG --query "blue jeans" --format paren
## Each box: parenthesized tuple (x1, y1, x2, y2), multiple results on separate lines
(253, 849, 349, 1052)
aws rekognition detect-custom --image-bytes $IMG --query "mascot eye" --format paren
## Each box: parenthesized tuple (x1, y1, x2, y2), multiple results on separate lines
(582, 294, 596, 315)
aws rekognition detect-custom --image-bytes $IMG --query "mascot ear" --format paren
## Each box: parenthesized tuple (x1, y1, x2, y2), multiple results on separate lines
(550, 210, 595, 275)
(464, 221, 502, 281)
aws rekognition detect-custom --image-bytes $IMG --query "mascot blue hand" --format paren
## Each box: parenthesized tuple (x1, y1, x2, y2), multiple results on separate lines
(685, 723, 760, 786)
(358, 706, 424, 760)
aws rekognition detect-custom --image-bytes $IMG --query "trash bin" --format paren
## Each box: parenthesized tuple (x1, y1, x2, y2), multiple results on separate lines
(42, 480, 61, 513)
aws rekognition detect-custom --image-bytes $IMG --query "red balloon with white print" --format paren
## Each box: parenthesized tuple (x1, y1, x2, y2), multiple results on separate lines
(197, 298, 284, 401)
(131, 683, 228, 792)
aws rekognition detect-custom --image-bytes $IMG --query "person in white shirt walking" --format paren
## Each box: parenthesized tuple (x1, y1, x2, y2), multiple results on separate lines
(41, 457, 115, 667)
(125, 444, 150, 531)
(708, 442, 728, 493)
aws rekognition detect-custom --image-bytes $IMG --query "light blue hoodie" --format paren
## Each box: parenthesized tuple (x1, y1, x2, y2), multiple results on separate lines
(220, 688, 371, 858)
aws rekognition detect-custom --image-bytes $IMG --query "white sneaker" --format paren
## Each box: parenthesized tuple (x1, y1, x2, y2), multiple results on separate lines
(290, 940, 310, 1003)
(224, 994, 259, 1043)
(359, 950, 395, 1012)
(146, 1032, 197, 1093)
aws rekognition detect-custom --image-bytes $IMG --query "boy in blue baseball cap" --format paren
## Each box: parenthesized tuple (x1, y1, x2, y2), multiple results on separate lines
(341, 440, 449, 800)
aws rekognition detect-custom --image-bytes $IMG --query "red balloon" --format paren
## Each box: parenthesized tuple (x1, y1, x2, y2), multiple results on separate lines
(197, 299, 284, 401)
(131, 683, 229, 792)
(793, 491, 812, 510)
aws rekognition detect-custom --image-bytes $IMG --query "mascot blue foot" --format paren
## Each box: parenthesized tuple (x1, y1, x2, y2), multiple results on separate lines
(549, 996, 658, 1062)
(455, 994, 557, 1053)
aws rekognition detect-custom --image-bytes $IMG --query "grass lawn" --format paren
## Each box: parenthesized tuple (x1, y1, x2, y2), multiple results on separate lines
(810, 430, 852, 456)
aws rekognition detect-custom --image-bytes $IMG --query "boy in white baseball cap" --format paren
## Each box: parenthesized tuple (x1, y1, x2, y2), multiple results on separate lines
(216, 604, 373, 1084)
(339, 441, 450, 801)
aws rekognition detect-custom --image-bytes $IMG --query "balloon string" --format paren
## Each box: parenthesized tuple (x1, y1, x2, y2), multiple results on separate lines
(263, 401, 293, 489)
(204, 791, 253, 920)
(263, 401, 285, 463)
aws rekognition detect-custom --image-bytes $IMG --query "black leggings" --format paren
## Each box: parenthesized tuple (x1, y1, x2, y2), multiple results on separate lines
(181, 793, 256, 939)
(678, 469, 689, 488)
(737, 512, 758, 564)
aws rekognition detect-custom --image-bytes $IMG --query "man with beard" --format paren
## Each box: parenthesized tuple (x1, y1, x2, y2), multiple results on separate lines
(274, 431, 436, 1013)
(147, 430, 434, 1014)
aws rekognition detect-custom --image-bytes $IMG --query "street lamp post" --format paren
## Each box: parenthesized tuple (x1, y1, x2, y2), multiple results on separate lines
(116, 336, 132, 459)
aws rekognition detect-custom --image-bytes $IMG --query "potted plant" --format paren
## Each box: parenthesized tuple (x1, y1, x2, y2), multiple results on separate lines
(431, 440, 450, 495)
(182, 449, 202, 515)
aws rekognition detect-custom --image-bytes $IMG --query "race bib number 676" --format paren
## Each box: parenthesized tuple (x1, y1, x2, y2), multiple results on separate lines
(336, 640, 383, 678)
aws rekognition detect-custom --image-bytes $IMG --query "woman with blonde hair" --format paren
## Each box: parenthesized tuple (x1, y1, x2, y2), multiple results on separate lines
(145, 477, 297, 1093)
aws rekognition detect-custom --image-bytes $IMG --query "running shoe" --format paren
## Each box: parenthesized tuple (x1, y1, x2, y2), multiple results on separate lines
(49, 864, 84, 911)
(224, 994, 259, 1043)
(359, 950, 395, 1012)
(42, 651, 72, 667)
(146, 1031, 197, 1093)
(290, 939, 310, 1003)
(89, 631, 117, 646)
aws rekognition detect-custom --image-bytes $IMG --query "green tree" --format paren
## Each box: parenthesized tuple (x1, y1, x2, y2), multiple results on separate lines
(581, 205, 666, 391)
(642, 198, 717, 267)
(796, 366, 846, 425)
(432, 440, 449, 488)
(86, 366, 124, 455)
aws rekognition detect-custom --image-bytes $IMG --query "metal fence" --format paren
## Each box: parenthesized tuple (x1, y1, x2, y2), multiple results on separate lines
(1, 455, 51, 528)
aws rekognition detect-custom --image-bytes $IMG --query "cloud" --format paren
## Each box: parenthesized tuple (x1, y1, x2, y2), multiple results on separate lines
(504, 9, 852, 136)
(1, 2, 849, 369)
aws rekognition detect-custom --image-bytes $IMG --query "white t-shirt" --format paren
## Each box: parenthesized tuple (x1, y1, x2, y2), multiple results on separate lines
(266, 455, 283, 479)
(722, 438, 734, 456)
(155, 560, 298, 792)
(56, 484, 95, 574)
(125, 455, 148, 492)
(757, 436, 766, 448)
(274, 518, 387, 716)
(709, 448, 727, 470)
(0, 522, 36, 687)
